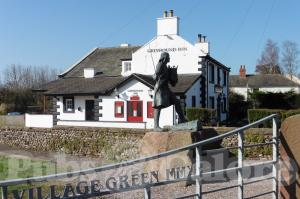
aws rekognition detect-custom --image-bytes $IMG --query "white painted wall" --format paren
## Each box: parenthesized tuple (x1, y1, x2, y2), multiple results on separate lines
(186, 79, 201, 108)
(57, 121, 147, 129)
(259, 87, 300, 93)
(205, 62, 229, 122)
(157, 16, 179, 36)
(57, 96, 95, 121)
(231, 86, 300, 101)
(98, 79, 174, 129)
(131, 35, 205, 76)
(25, 114, 53, 128)
(231, 87, 248, 100)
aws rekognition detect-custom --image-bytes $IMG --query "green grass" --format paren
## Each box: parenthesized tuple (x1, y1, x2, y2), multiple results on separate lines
(0, 155, 60, 197)
(0, 155, 58, 181)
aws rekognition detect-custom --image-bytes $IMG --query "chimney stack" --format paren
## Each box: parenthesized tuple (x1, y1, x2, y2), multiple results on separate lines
(157, 10, 179, 35)
(239, 65, 246, 77)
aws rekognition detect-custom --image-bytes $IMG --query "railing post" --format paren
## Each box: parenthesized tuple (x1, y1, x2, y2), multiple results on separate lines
(1, 186, 8, 199)
(195, 146, 202, 199)
(272, 117, 278, 199)
(238, 131, 244, 199)
(144, 187, 151, 199)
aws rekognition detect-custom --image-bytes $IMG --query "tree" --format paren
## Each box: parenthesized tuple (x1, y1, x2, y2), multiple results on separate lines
(1, 64, 59, 113)
(256, 39, 282, 74)
(282, 40, 299, 79)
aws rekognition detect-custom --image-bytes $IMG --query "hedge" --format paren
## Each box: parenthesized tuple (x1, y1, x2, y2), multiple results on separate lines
(248, 109, 300, 127)
(186, 108, 216, 125)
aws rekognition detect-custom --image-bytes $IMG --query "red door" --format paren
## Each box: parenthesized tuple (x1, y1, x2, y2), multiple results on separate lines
(127, 96, 143, 122)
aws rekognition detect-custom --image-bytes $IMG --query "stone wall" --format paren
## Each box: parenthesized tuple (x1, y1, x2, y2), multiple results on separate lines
(0, 126, 272, 161)
(0, 127, 145, 162)
(217, 127, 273, 159)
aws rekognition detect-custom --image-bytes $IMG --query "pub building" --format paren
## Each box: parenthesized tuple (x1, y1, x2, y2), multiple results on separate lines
(38, 10, 230, 129)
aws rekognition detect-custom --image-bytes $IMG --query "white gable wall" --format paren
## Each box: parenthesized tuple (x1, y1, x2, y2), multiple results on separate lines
(130, 35, 206, 76)
(98, 79, 174, 129)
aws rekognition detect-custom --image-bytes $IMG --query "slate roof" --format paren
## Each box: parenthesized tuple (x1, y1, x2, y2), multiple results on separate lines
(60, 46, 140, 77)
(124, 74, 201, 94)
(40, 76, 125, 95)
(39, 73, 201, 96)
(229, 74, 300, 88)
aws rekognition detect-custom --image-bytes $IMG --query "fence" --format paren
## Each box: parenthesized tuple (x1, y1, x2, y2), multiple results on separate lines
(0, 114, 279, 199)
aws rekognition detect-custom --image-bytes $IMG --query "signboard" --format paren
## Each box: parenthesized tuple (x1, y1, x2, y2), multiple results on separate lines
(147, 47, 188, 53)
(214, 85, 223, 94)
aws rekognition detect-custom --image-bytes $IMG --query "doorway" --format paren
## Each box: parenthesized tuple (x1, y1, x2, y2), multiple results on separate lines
(85, 100, 95, 121)
(127, 96, 143, 122)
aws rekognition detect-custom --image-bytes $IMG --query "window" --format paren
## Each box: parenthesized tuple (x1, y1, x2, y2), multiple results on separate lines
(115, 101, 124, 118)
(147, 101, 154, 118)
(217, 68, 221, 84)
(209, 63, 214, 83)
(209, 96, 215, 109)
(223, 97, 227, 113)
(223, 71, 227, 86)
(192, 96, 196, 107)
(124, 61, 132, 72)
(63, 97, 74, 113)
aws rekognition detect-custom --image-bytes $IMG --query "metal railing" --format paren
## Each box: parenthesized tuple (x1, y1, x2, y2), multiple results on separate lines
(0, 114, 279, 199)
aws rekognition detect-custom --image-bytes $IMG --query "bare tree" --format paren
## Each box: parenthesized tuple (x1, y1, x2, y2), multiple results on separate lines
(4, 64, 59, 89)
(256, 39, 282, 74)
(282, 40, 299, 79)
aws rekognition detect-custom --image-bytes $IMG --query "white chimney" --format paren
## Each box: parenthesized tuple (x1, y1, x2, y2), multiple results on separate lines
(195, 34, 209, 55)
(157, 10, 179, 36)
(84, 68, 95, 78)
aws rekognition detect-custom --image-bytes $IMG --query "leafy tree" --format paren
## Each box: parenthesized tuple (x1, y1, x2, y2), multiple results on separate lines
(282, 40, 299, 79)
(256, 39, 282, 74)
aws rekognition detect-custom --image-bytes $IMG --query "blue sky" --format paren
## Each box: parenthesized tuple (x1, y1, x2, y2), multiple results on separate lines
(0, 0, 299, 76)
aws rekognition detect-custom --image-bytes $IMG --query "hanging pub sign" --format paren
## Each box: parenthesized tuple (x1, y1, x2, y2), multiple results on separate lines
(214, 85, 223, 94)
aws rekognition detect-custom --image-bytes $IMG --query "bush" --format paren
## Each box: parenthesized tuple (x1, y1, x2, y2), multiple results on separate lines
(282, 109, 300, 121)
(186, 108, 216, 125)
(248, 109, 300, 127)
(0, 103, 8, 115)
(248, 90, 300, 109)
(229, 91, 250, 120)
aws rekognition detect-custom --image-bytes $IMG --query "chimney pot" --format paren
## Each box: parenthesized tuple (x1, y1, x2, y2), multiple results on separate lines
(163, 11, 168, 18)
(198, 34, 202, 42)
(169, 10, 174, 17)
(203, 36, 206, 42)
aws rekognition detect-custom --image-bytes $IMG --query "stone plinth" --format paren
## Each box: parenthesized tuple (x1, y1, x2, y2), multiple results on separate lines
(280, 114, 300, 199)
(139, 129, 222, 181)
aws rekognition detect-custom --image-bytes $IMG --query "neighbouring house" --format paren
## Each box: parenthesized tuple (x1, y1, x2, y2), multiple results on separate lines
(34, 10, 230, 129)
(230, 65, 300, 100)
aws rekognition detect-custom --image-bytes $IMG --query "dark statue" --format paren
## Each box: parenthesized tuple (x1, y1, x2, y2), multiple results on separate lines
(153, 52, 187, 131)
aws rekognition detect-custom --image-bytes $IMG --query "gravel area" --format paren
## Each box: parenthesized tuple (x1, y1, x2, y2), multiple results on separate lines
(99, 174, 274, 199)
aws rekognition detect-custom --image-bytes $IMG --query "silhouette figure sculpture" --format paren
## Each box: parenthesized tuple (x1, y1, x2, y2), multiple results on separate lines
(153, 52, 187, 131)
